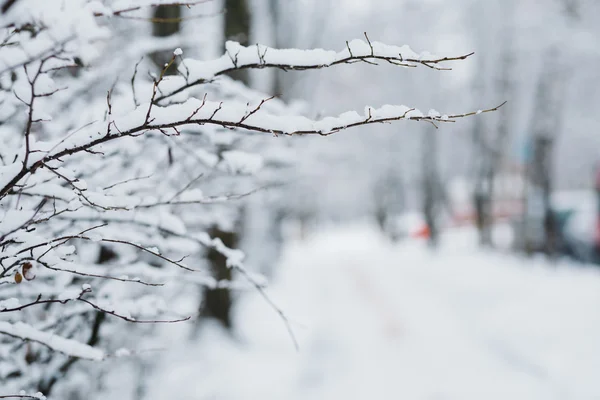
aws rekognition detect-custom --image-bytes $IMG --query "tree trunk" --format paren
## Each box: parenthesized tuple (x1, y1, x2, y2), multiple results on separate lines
(472, 10, 514, 248)
(198, 0, 251, 329)
(150, 5, 181, 74)
(200, 225, 238, 327)
(534, 137, 558, 257)
(224, 0, 250, 85)
(36, 245, 113, 396)
(474, 185, 492, 246)
(422, 126, 440, 248)
(525, 47, 566, 259)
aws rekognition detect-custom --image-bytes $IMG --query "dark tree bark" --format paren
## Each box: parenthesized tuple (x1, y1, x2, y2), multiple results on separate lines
(472, 16, 514, 248)
(36, 246, 112, 396)
(1, 0, 18, 14)
(198, 0, 251, 329)
(524, 47, 566, 259)
(267, 0, 332, 100)
(473, 167, 493, 246)
(268, 0, 288, 98)
(532, 136, 558, 257)
(224, 0, 250, 85)
(422, 126, 440, 248)
(150, 5, 181, 74)
(373, 171, 405, 240)
(200, 225, 238, 327)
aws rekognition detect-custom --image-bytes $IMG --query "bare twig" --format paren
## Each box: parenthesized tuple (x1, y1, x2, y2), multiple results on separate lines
(234, 265, 299, 351)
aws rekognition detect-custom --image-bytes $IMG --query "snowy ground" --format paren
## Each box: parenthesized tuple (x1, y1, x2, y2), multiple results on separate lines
(147, 224, 600, 400)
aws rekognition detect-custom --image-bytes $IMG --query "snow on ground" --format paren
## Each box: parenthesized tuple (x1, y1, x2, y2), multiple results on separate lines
(148, 224, 600, 400)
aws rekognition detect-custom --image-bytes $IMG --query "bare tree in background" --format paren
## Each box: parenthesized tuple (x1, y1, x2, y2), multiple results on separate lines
(524, 47, 566, 258)
(471, 3, 514, 247)
(199, 0, 251, 329)
(422, 125, 442, 248)
(150, 4, 182, 72)
(224, 0, 250, 83)
(560, 0, 580, 20)
(373, 170, 405, 240)
(267, 0, 290, 98)
(267, 0, 331, 100)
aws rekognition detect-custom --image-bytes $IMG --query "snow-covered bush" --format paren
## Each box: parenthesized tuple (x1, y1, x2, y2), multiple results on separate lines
(0, 1, 497, 397)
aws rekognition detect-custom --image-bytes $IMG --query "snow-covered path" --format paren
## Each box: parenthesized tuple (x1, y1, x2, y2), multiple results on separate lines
(149, 224, 600, 400)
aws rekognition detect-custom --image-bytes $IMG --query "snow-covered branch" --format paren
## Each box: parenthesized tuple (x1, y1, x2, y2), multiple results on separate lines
(0, 92, 502, 200)
(0, 2, 501, 395)
(0, 393, 46, 400)
(0, 321, 104, 360)
(156, 34, 474, 102)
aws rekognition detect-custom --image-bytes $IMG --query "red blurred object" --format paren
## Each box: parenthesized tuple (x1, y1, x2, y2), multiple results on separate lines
(412, 224, 430, 239)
